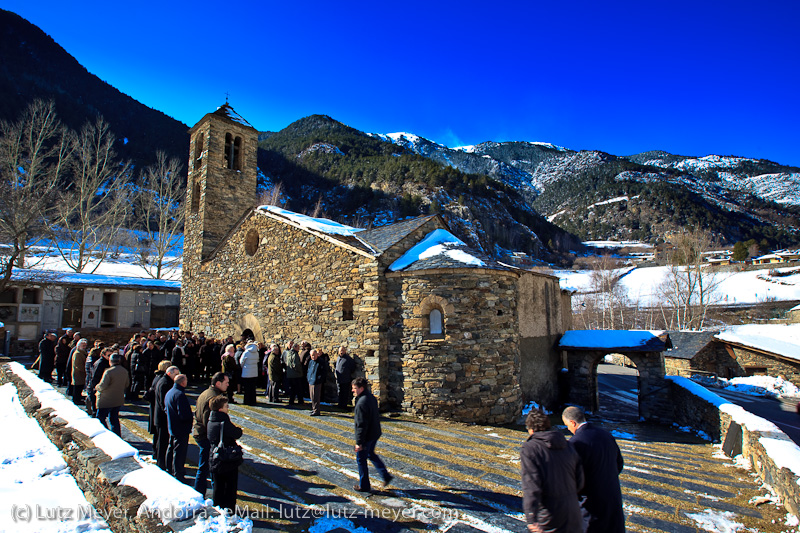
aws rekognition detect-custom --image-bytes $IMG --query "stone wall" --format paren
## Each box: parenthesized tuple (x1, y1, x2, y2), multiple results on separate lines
(180, 211, 387, 401)
(669, 378, 800, 516)
(385, 269, 522, 424)
(517, 272, 570, 407)
(725, 345, 800, 387)
(0, 362, 224, 532)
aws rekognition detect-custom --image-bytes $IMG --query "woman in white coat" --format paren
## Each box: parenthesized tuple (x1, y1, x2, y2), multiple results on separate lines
(238, 340, 260, 405)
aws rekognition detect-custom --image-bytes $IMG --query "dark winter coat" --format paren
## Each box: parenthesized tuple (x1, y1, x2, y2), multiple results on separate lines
(56, 338, 72, 367)
(282, 349, 302, 379)
(71, 347, 88, 387)
(266, 351, 283, 382)
(90, 356, 110, 391)
(140, 348, 160, 376)
(335, 353, 355, 384)
(145, 371, 165, 433)
(568, 423, 625, 533)
(520, 430, 584, 532)
(353, 389, 382, 445)
(207, 410, 243, 448)
(154, 372, 173, 429)
(307, 357, 326, 385)
(165, 382, 192, 437)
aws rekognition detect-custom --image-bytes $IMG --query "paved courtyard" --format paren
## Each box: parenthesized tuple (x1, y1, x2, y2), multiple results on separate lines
(108, 385, 792, 533)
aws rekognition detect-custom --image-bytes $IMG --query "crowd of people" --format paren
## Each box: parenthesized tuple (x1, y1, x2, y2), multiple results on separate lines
(34, 329, 625, 530)
(33, 328, 368, 512)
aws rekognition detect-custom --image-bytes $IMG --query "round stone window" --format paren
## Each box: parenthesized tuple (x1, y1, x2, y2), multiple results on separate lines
(245, 229, 259, 256)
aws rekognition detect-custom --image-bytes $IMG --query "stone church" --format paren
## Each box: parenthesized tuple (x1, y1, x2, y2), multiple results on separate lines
(179, 104, 572, 424)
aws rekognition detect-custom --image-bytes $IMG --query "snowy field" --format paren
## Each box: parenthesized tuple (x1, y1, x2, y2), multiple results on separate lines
(555, 265, 800, 307)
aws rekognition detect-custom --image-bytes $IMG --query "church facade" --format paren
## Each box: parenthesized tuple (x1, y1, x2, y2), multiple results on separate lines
(179, 104, 571, 424)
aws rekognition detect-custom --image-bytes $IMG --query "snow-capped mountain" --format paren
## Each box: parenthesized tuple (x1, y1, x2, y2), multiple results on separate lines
(371, 131, 800, 245)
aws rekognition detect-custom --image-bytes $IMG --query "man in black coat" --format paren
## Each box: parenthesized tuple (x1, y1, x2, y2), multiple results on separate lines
(165, 373, 193, 484)
(562, 406, 625, 533)
(154, 365, 180, 471)
(521, 409, 584, 533)
(37, 332, 57, 383)
(352, 377, 392, 492)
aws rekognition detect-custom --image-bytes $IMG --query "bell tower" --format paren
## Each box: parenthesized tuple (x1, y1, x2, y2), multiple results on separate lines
(183, 103, 258, 263)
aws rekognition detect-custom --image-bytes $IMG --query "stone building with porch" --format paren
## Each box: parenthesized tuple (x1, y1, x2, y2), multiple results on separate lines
(179, 104, 572, 424)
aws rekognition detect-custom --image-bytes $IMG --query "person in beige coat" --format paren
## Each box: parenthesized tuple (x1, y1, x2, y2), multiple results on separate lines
(70, 339, 89, 405)
(95, 352, 130, 436)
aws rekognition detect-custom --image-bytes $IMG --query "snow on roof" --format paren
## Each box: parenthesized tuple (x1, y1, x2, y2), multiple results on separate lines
(715, 324, 800, 362)
(388, 229, 486, 272)
(559, 330, 668, 351)
(11, 269, 180, 290)
(258, 205, 364, 237)
(215, 103, 254, 129)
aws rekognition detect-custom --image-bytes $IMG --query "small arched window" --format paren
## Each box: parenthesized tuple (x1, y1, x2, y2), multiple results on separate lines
(245, 229, 259, 256)
(194, 133, 204, 171)
(429, 309, 443, 335)
(233, 136, 242, 170)
(224, 133, 233, 169)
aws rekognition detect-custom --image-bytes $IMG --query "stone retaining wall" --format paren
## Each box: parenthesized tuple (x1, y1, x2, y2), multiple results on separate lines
(0, 362, 226, 533)
(670, 378, 800, 516)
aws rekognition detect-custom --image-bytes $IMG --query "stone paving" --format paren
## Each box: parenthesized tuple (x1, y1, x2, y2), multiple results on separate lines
(107, 385, 795, 533)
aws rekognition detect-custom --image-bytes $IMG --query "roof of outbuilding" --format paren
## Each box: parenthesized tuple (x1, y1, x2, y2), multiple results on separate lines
(663, 331, 720, 360)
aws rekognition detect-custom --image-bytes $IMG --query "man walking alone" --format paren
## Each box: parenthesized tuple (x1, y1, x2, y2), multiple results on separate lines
(352, 377, 392, 492)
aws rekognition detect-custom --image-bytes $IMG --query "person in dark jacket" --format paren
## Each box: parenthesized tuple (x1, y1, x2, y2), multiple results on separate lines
(87, 346, 109, 415)
(207, 394, 243, 513)
(165, 374, 193, 484)
(307, 349, 326, 416)
(520, 409, 584, 533)
(335, 346, 356, 408)
(129, 344, 147, 400)
(144, 360, 170, 457)
(352, 377, 392, 492)
(192, 372, 230, 495)
(140, 341, 160, 389)
(283, 341, 304, 406)
(154, 365, 179, 471)
(37, 332, 57, 383)
(562, 406, 625, 533)
(55, 334, 72, 386)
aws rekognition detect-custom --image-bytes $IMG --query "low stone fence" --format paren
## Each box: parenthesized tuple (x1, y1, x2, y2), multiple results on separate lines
(669, 376, 800, 516)
(0, 361, 241, 533)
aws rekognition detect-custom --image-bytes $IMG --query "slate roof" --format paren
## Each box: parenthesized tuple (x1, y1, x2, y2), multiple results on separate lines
(356, 215, 439, 254)
(663, 331, 720, 360)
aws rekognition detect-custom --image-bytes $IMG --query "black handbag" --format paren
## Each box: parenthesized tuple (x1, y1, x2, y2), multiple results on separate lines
(210, 421, 243, 474)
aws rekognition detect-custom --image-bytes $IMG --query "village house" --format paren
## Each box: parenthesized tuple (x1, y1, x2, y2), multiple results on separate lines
(179, 104, 572, 424)
(0, 269, 180, 355)
(714, 324, 800, 387)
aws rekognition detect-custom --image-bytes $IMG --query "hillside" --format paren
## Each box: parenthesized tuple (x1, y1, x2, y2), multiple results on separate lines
(257, 115, 583, 262)
(379, 134, 800, 248)
(0, 9, 188, 169)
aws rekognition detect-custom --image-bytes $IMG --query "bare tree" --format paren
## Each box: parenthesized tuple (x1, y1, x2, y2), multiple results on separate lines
(53, 117, 131, 273)
(257, 182, 284, 207)
(0, 100, 69, 290)
(657, 230, 723, 330)
(133, 152, 185, 279)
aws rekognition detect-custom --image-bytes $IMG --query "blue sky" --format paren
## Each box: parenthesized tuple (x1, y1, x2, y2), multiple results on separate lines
(5, 1, 800, 166)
